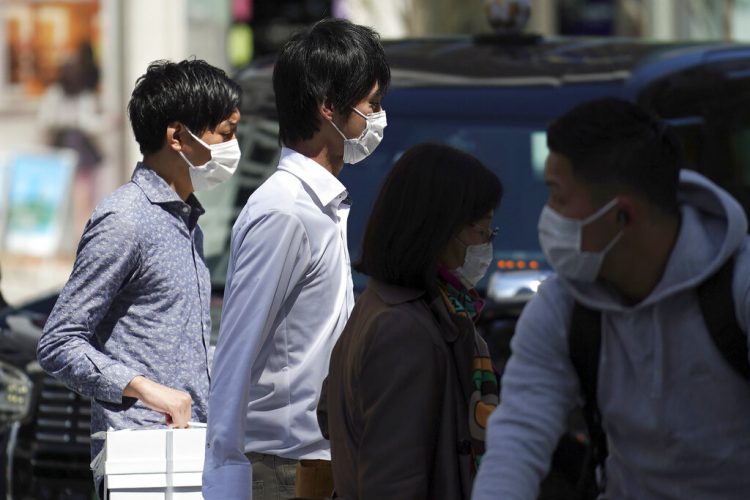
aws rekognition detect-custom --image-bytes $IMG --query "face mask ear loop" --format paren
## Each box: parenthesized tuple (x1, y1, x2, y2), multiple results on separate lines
(599, 229, 624, 255)
(184, 128, 211, 149)
(351, 107, 386, 120)
(581, 198, 620, 227)
(351, 107, 368, 119)
(178, 150, 197, 169)
(347, 107, 378, 141)
(329, 116, 350, 142)
(454, 236, 470, 249)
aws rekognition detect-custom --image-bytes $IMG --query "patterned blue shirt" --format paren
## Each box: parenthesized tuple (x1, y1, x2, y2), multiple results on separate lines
(37, 163, 211, 464)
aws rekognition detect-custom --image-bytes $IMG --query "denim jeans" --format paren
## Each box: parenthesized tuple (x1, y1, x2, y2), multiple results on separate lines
(247, 452, 297, 500)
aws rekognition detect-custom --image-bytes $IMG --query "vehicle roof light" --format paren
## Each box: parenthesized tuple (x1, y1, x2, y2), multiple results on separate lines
(484, 0, 531, 35)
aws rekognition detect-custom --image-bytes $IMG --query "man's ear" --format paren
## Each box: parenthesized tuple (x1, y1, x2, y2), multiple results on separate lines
(616, 196, 637, 227)
(167, 121, 183, 152)
(319, 98, 335, 122)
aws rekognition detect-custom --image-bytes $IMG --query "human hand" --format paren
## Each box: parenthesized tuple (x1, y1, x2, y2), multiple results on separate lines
(123, 376, 192, 428)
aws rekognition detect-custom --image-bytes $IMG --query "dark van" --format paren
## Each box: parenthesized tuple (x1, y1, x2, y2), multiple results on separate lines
(202, 35, 750, 362)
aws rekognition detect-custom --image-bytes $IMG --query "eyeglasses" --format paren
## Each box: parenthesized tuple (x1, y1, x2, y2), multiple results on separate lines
(470, 223, 499, 243)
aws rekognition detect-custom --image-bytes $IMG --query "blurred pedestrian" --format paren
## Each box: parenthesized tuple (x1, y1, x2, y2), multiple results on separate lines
(318, 143, 503, 499)
(473, 98, 750, 500)
(37, 42, 103, 240)
(203, 18, 390, 500)
(37, 59, 241, 497)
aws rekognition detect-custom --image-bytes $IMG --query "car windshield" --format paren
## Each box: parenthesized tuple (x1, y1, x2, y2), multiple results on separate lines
(198, 114, 550, 292)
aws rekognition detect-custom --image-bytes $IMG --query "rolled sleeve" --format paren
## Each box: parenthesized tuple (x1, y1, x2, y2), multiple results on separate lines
(203, 210, 310, 498)
(37, 209, 144, 404)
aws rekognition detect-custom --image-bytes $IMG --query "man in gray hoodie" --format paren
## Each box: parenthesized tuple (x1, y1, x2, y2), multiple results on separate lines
(474, 98, 750, 499)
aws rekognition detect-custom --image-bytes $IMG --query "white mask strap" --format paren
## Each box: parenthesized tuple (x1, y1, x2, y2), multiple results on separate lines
(329, 119, 347, 140)
(184, 128, 211, 150)
(581, 198, 620, 227)
(600, 228, 624, 255)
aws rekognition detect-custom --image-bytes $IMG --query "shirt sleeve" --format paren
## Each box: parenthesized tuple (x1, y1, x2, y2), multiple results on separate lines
(472, 280, 580, 500)
(202, 209, 311, 499)
(356, 311, 445, 499)
(37, 209, 144, 404)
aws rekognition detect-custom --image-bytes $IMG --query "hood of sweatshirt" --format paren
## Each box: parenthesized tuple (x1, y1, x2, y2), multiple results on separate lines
(558, 169, 748, 312)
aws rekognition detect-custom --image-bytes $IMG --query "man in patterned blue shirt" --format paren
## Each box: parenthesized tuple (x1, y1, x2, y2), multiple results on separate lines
(37, 59, 241, 494)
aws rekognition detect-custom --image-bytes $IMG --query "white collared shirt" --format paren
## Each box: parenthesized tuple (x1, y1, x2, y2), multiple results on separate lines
(203, 148, 354, 497)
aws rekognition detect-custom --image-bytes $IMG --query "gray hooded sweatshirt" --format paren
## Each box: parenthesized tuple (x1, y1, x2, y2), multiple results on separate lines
(473, 170, 750, 500)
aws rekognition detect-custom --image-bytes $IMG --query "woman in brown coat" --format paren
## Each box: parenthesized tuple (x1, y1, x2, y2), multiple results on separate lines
(318, 143, 503, 499)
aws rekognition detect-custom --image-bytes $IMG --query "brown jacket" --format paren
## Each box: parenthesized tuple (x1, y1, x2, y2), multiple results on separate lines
(318, 279, 477, 500)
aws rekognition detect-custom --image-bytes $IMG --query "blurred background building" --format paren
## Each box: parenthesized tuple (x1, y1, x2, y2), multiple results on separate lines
(1, 0, 749, 304)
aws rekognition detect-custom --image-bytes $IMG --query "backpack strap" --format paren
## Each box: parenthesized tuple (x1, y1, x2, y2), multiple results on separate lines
(568, 303, 608, 491)
(567, 256, 749, 495)
(697, 257, 750, 380)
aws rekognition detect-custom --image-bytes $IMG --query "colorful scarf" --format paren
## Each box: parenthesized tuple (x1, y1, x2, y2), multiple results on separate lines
(437, 268, 500, 473)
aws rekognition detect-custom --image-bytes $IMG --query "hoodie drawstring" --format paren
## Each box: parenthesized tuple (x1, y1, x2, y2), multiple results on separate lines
(650, 305, 664, 399)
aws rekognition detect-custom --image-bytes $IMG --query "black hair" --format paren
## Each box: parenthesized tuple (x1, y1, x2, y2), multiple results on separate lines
(273, 18, 390, 146)
(356, 143, 503, 293)
(547, 97, 682, 215)
(128, 59, 241, 155)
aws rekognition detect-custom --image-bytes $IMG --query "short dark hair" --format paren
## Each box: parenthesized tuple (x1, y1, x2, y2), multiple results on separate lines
(273, 18, 390, 146)
(128, 59, 241, 155)
(356, 143, 503, 293)
(547, 98, 682, 214)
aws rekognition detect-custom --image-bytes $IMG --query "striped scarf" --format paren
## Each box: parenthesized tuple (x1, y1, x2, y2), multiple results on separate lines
(437, 269, 500, 473)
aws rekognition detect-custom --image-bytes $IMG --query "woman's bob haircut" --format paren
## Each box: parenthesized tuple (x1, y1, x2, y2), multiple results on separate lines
(356, 142, 503, 293)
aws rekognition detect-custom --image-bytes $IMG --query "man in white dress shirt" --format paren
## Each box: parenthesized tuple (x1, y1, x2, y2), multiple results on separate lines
(202, 18, 390, 500)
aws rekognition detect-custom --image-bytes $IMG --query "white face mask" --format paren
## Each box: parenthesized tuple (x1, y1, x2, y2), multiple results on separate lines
(538, 198, 623, 282)
(179, 128, 241, 191)
(454, 241, 494, 289)
(331, 107, 387, 164)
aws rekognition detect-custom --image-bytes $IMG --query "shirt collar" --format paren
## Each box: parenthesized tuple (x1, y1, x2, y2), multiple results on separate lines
(277, 147, 349, 209)
(185, 193, 206, 216)
(131, 163, 185, 205)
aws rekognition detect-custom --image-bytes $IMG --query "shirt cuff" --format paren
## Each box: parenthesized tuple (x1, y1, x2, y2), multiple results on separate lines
(95, 362, 143, 404)
(202, 463, 252, 500)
